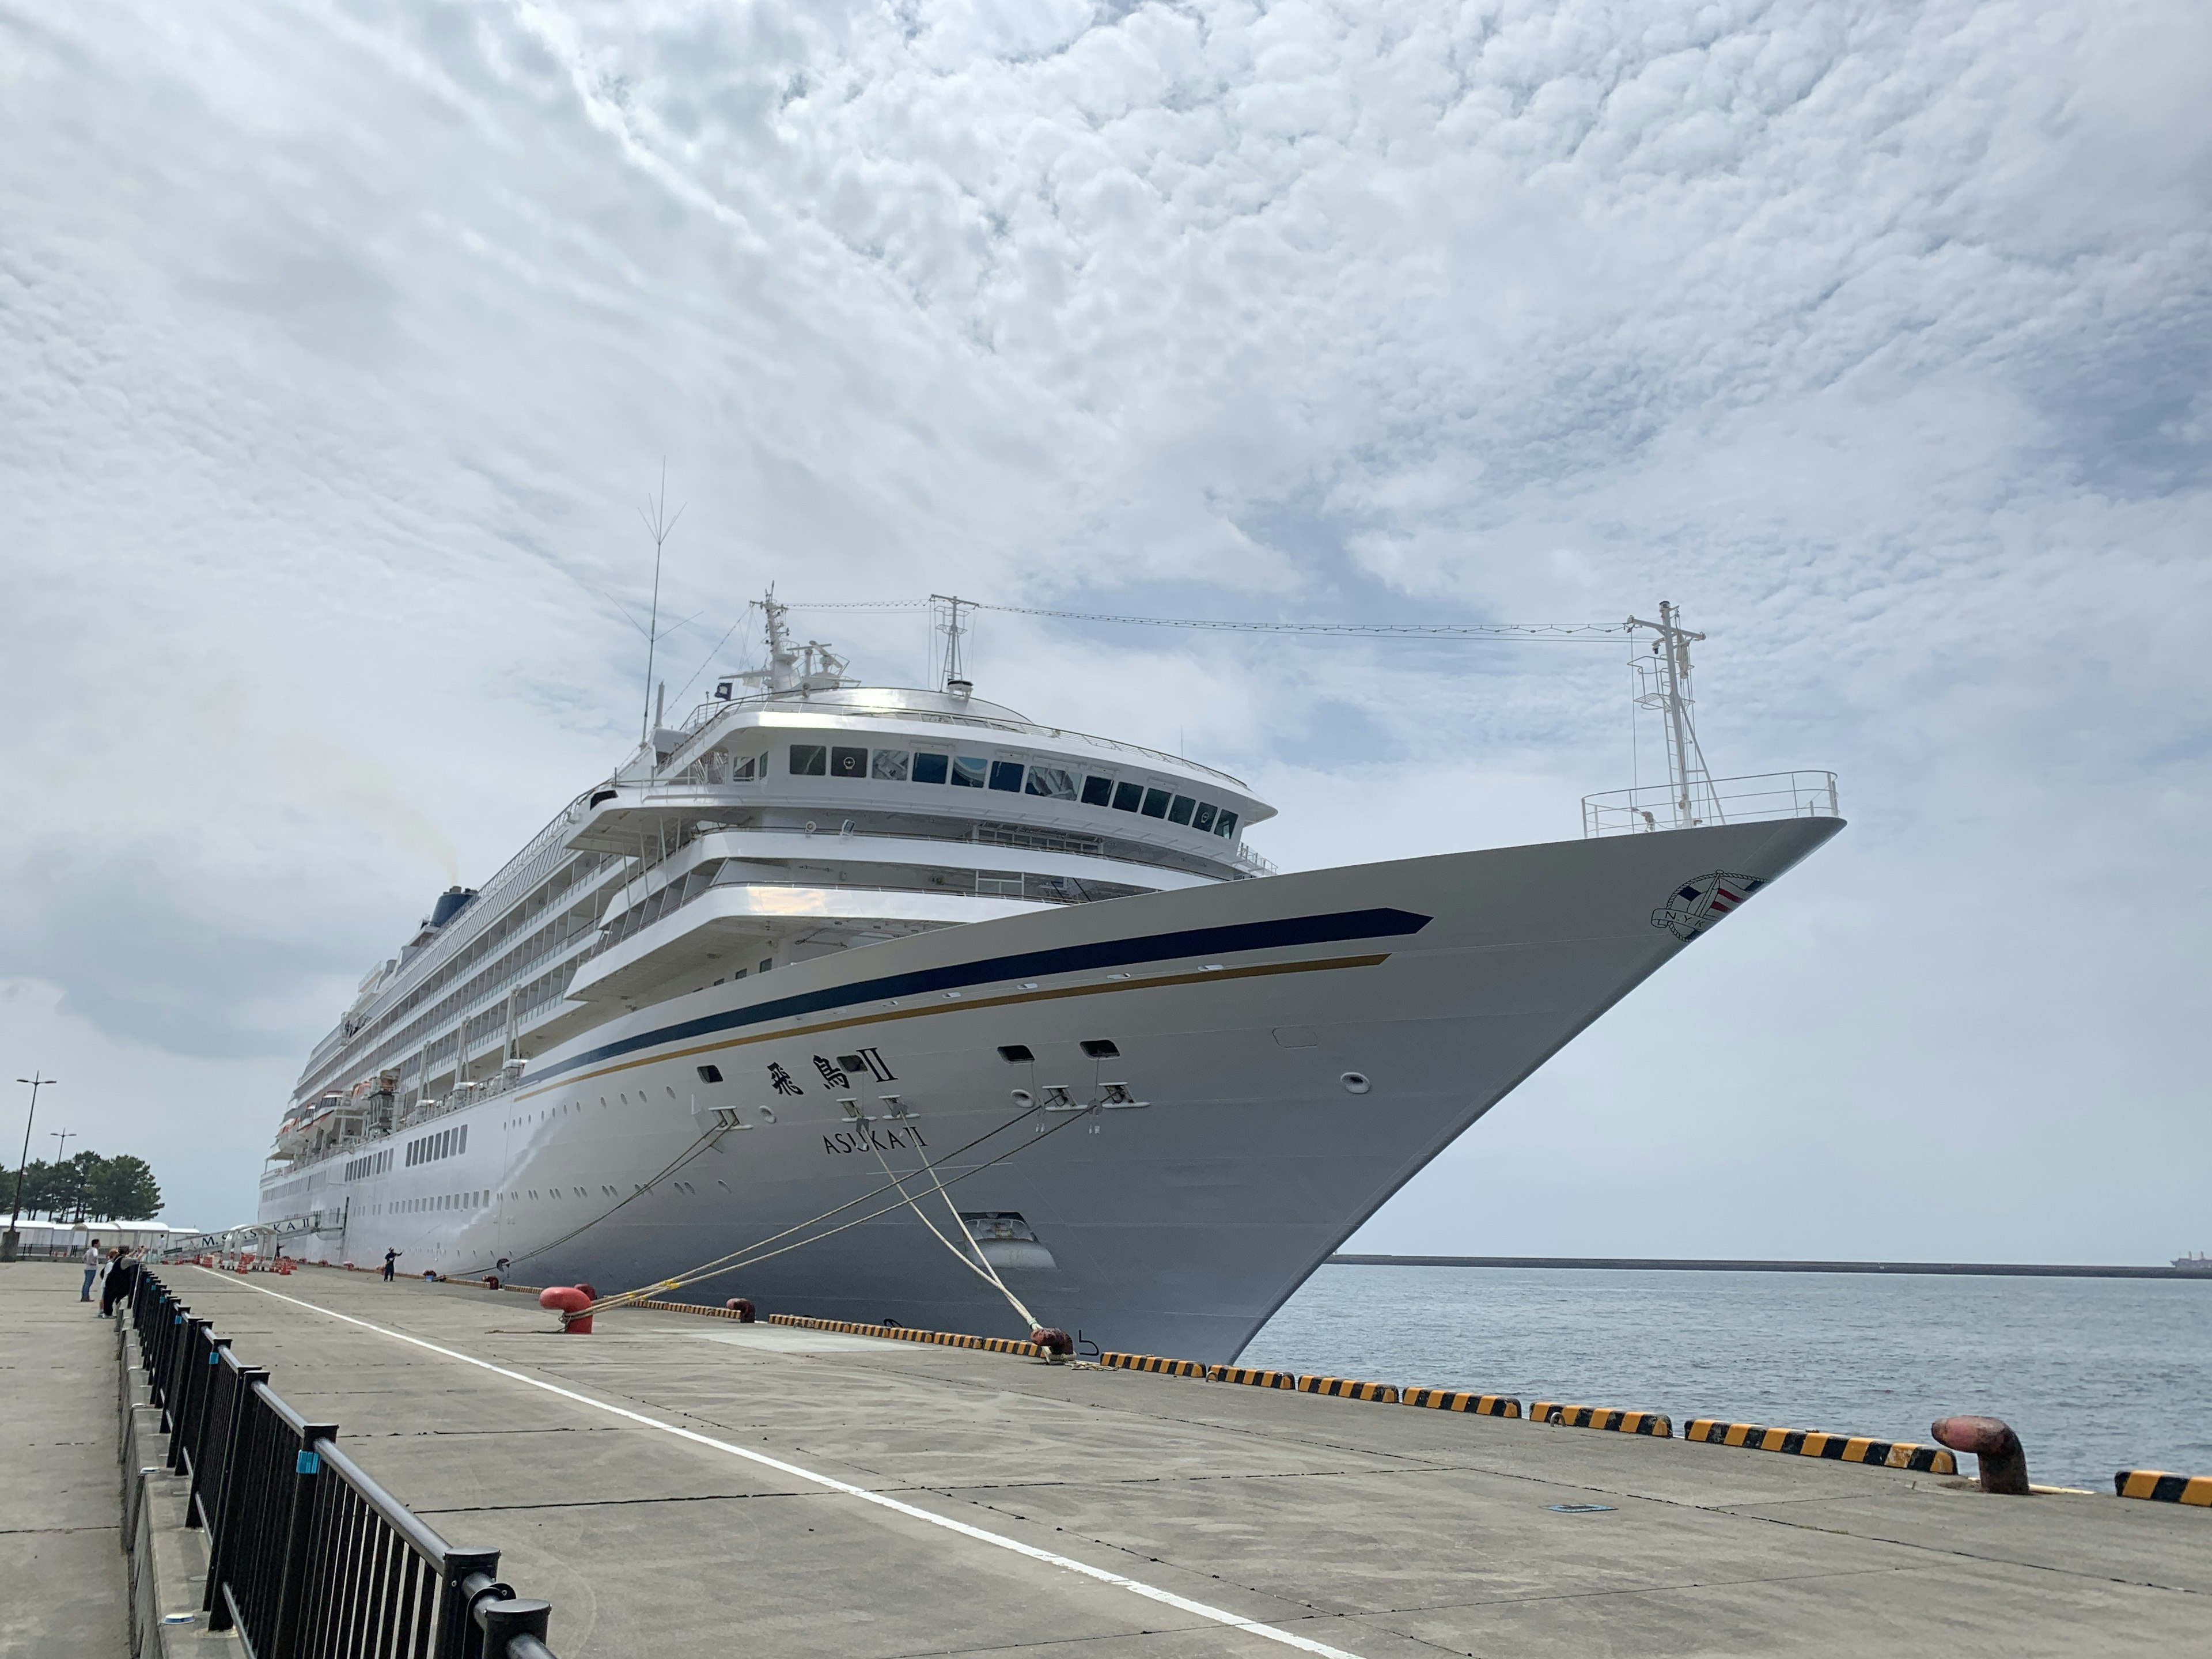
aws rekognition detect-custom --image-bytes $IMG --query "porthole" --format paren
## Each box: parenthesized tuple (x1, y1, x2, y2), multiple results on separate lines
(1340, 1072, 1372, 1095)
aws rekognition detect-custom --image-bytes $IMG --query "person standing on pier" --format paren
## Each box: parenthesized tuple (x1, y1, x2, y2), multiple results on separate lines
(101, 1248, 138, 1317)
(382, 1247, 400, 1282)
(80, 1239, 103, 1302)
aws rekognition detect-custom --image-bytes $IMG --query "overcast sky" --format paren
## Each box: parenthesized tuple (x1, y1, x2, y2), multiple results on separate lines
(3, 0, 2206, 1260)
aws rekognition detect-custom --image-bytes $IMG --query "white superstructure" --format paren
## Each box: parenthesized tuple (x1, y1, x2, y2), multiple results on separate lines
(261, 597, 1843, 1360)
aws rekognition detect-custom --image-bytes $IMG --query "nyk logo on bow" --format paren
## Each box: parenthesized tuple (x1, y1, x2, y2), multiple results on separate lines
(1652, 871, 1764, 941)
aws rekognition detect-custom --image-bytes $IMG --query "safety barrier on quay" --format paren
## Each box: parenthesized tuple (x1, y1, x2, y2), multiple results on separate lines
(1207, 1364, 1297, 1389)
(2116, 1470, 2212, 1506)
(1535, 1403, 1673, 1437)
(1402, 1388, 1521, 1418)
(1295, 1374, 1400, 1402)
(129, 1270, 560, 1659)
(768, 1312, 1047, 1356)
(1683, 1419, 1957, 1474)
(1102, 1352, 1210, 1377)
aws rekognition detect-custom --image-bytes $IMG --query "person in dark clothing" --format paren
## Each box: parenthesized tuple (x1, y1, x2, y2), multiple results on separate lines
(382, 1248, 400, 1282)
(100, 1250, 138, 1317)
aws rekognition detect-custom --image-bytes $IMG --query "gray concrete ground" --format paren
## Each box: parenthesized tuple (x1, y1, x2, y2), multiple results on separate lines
(1, 1262, 130, 1659)
(111, 1266, 2212, 1656)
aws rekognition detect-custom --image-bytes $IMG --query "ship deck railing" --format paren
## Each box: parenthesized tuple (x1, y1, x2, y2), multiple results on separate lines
(1581, 770, 1841, 838)
(670, 685, 1251, 790)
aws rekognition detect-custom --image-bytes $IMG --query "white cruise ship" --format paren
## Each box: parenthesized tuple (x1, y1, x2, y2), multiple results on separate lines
(259, 597, 1843, 1360)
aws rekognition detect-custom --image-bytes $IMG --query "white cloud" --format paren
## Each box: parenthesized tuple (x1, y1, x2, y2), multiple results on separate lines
(2, 0, 2206, 1251)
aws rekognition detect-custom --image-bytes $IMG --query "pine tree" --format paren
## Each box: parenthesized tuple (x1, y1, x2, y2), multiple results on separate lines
(5, 1158, 57, 1220)
(88, 1155, 163, 1222)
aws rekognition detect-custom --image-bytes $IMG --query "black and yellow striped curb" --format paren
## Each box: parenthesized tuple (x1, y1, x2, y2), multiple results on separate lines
(1210, 1364, 1297, 1388)
(2116, 1469, 2212, 1506)
(1101, 1352, 1209, 1377)
(1535, 1402, 1672, 1437)
(1681, 1419, 1955, 1473)
(767, 1312, 1045, 1356)
(1296, 1374, 1399, 1402)
(633, 1298, 757, 1321)
(1402, 1388, 1521, 1418)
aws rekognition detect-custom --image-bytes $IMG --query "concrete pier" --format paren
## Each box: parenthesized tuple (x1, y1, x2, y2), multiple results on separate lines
(85, 1265, 2212, 1655)
(1, 1263, 129, 1659)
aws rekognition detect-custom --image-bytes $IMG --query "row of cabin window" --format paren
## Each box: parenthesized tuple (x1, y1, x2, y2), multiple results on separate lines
(406, 1123, 467, 1167)
(785, 745, 1240, 839)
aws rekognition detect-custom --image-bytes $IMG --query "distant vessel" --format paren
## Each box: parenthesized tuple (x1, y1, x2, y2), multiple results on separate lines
(257, 595, 1844, 1360)
(2173, 1253, 2212, 1273)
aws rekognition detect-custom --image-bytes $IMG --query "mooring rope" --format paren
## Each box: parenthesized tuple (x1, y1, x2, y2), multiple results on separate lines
(868, 1135, 1043, 1331)
(579, 1101, 1090, 1316)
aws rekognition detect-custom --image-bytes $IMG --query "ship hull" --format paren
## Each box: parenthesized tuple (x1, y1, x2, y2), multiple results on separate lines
(262, 817, 1839, 1362)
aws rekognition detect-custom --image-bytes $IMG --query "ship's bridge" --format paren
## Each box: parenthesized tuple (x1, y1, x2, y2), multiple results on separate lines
(558, 681, 1274, 1009)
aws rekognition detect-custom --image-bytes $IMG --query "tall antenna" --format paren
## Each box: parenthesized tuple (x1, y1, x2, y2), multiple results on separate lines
(1625, 601, 1719, 828)
(638, 465, 685, 744)
(929, 594, 975, 691)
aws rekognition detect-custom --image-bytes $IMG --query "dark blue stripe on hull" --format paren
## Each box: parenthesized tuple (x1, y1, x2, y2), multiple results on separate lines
(533, 906, 1433, 1083)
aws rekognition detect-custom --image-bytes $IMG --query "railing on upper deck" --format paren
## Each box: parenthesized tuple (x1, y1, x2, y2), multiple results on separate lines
(669, 687, 1252, 790)
(131, 1269, 558, 1659)
(1580, 770, 1841, 838)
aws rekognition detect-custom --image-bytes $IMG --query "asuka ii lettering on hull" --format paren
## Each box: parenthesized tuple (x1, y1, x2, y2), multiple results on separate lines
(260, 597, 1843, 1361)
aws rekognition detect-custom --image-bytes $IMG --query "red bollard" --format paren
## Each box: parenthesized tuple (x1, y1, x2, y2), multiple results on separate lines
(484, 1275, 500, 1292)
(725, 1298, 756, 1322)
(1931, 1416, 2030, 1494)
(1030, 1326, 1074, 1358)
(539, 1286, 593, 1334)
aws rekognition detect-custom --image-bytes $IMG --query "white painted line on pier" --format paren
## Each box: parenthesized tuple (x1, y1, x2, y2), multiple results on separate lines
(200, 1270, 1369, 1659)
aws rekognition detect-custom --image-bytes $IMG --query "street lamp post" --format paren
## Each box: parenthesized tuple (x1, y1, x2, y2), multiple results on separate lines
(3, 1073, 56, 1263)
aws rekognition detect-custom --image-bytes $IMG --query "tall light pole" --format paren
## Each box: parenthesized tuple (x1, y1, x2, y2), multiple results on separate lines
(3, 1073, 55, 1263)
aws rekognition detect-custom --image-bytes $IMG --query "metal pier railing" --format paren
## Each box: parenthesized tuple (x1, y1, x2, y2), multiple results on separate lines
(131, 1271, 558, 1659)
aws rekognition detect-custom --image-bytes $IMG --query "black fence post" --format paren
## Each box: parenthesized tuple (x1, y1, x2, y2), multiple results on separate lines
(437, 1547, 503, 1659)
(168, 1319, 212, 1474)
(200, 1362, 269, 1622)
(265, 1423, 339, 1659)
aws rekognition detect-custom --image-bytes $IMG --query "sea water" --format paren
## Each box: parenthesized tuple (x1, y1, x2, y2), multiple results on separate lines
(1240, 1265, 2212, 1493)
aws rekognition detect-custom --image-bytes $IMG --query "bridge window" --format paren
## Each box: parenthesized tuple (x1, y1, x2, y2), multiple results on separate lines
(1081, 774, 1113, 806)
(912, 751, 949, 784)
(1111, 781, 1143, 812)
(830, 746, 868, 778)
(1168, 794, 1196, 825)
(789, 744, 827, 777)
(1191, 801, 1217, 832)
(1140, 787, 1171, 819)
(871, 749, 911, 781)
(1214, 810, 1238, 838)
(1026, 766, 1077, 801)
(952, 756, 988, 789)
(988, 760, 1024, 793)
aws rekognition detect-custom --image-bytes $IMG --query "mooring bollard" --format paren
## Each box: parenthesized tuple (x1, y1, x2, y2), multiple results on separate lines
(539, 1286, 593, 1334)
(1030, 1326, 1074, 1359)
(725, 1298, 756, 1322)
(1931, 1415, 2029, 1494)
